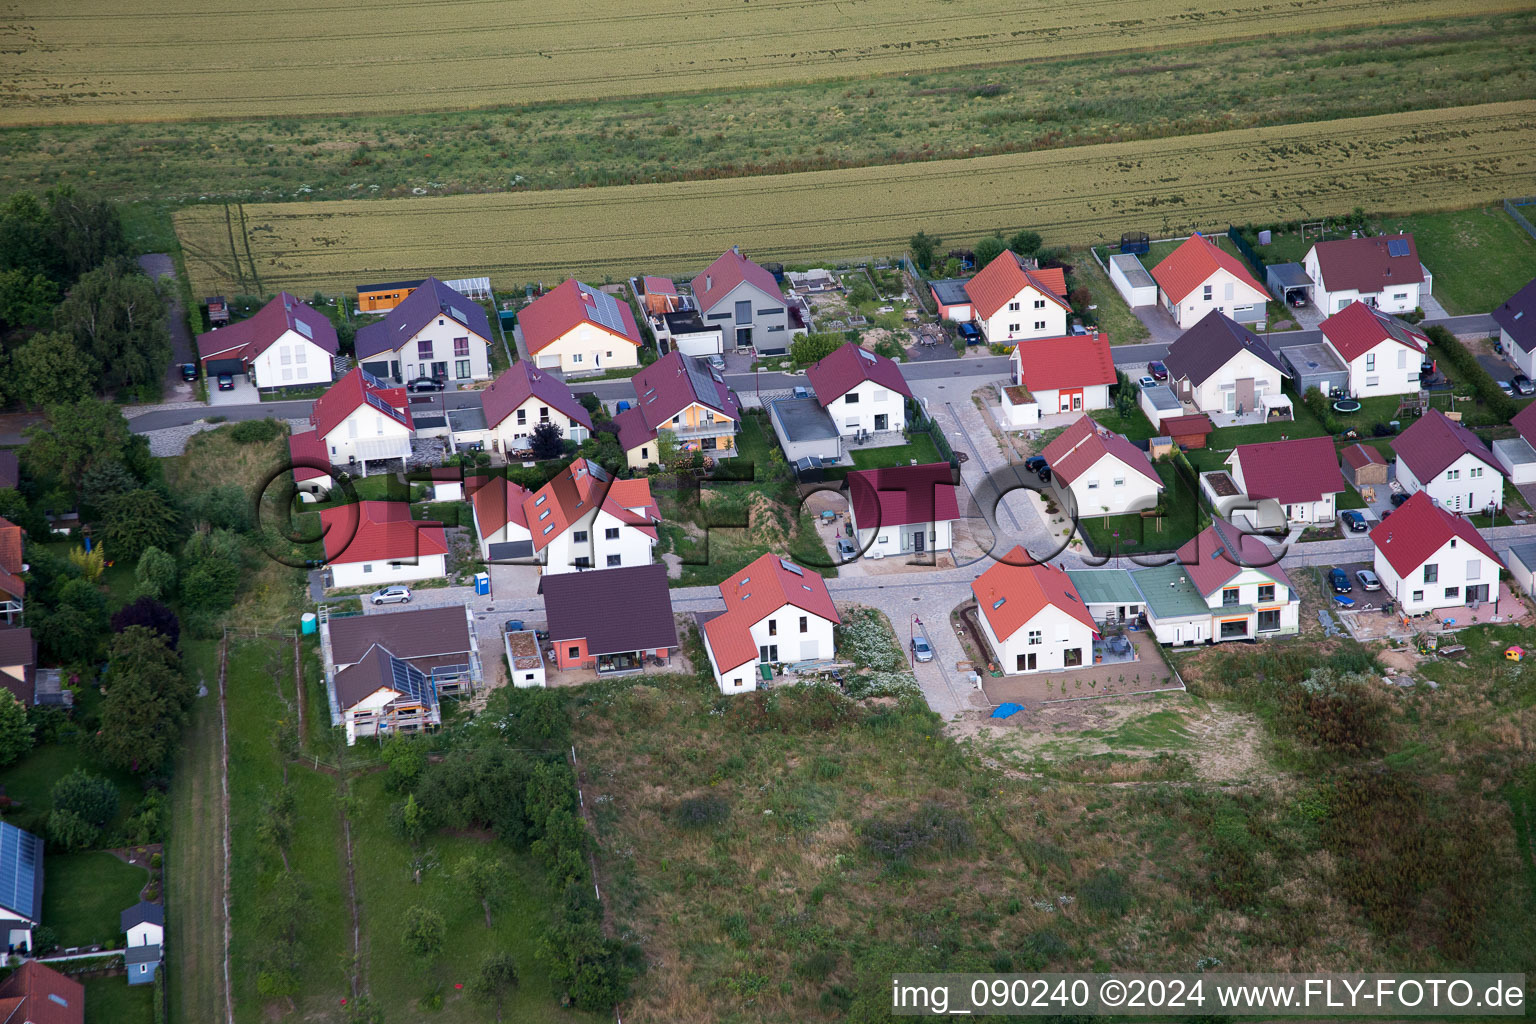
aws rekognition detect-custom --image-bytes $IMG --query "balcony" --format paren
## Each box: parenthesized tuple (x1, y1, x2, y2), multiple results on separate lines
(669, 421, 737, 442)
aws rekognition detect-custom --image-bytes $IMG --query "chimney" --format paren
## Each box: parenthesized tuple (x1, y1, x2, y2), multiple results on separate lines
(705, 275, 712, 291)
(731, 244, 740, 256)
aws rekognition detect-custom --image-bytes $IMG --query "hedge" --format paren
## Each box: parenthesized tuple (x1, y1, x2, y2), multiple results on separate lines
(1423, 325, 1516, 423)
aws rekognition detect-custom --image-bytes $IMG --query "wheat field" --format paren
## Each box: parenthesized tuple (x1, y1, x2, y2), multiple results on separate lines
(174, 101, 1536, 297)
(3, 0, 1526, 124)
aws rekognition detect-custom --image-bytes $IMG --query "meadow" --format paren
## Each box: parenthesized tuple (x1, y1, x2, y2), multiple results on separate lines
(176, 101, 1536, 297)
(4, 0, 1523, 125)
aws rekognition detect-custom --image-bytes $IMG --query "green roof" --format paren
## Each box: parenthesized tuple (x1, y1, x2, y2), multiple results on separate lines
(1066, 569, 1142, 605)
(1129, 564, 1212, 619)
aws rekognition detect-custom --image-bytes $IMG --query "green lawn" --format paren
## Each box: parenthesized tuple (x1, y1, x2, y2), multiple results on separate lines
(37, 540, 139, 612)
(0, 741, 145, 839)
(1374, 206, 1536, 314)
(1090, 404, 1157, 442)
(1067, 255, 1149, 343)
(84, 975, 156, 1024)
(847, 432, 944, 471)
(42, 852, 148, 948)
(1235, 224, 1356, 266)
(1078, 463, 1200, 555)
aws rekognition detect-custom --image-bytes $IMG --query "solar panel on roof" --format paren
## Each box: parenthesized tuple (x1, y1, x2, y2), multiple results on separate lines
(359, 368, 387, 390)
(0, 822, 39, 920)
(294, 319, 313, 339)
(388, 654, 432, 703)
(682, 356, 718, 403)
(1386, 239, 1410, 258)
(779, 558, 804, 576)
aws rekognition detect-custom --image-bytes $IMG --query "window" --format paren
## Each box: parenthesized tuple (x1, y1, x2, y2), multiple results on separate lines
(734, 300, 752, 324)
(280, 346, 292, 364)
(1033, 298, 1046, 309)
(606, 351, 613, 358)
(1466, 559, 1481, 580)
(1444, 586, 1460, 600)
(1112, 476, 1125, 487)
(1220, 619, 1249, 639)
(1033, 321, 1046, 331)
(573, 530, 588, 543)
(453, 336, 469, 356)
(768, 619, 777, 636)
(1397, 349, 1407, 369)
(1086, 480, 1099, 490)
(845, 392, 860, 404)
(1063, 648, 1083, 667)
(571, 353, 582, 363)
(1203, 284, 1213, 300)
(1008, 301, 1020, 311)
(605, 527, 619, 540)
(1224, 282, 1234, 301)
(1423, 563, 1438, 583)
(568, 646, 580, 660)
(1222, 587, 1239, 607)
(1258, 583, 1276, 603)
(1366, 353, 1375, 372)
(799, 616, 808, 633)
(281, 366, 293, 381)
(456, 359, 471, 379)
(1365, 376, 1379, 387)
(362, 563, 373, 573)
(1008, 323, 1020, 333)
(1027, 630, 1042, 646)
(1257, 608, 1281, 632)
(606, 554, 621, 566)
(1412, 590, 1424, 603)
(640, 447, 649, 460)
(1470, 467, 1483, 478)
(1393, 291, 1407, 300)
(517, 409, 527, 425)
(757, 307, 784, 316)
(1447, 469, 1460, 480)
(295, 346, 306, 363)
(417, 340, 433, 360)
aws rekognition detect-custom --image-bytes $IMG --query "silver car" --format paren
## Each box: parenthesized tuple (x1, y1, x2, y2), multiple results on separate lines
(369, 585, 412, 605)
(911, 635, 934, 663)
(1355, 569, 1382, 592)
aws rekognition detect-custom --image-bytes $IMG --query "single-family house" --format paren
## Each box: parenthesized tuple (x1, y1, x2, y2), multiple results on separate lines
(354, 277, 493, 384)
(1225, 436, 1345, 525)
(287, 428, 335, 502)
(1495, 402, 1536, 484)
(196, 292, 338, 389)
(1150, 233, 1268, 329)
(0, 626, 37, 707)
(804, 342, 912, 437)
(518, 278, 643, 373)
(0, 821, 43, 954)
(1304, 234, 1429, 314)
(691, 247, 801, 355)
(480, 362, 593, 457)
(1148, 518, 1299, 643)
(523, 458, 659, 574)
(0, 961, 83, 1022)
(331, 643, 441, 745)
(542, 564, 678, 674)
(1341, 443, 1389, 488)
(1011, 332, 1116, 414)
(845, 463, 961, 557)
(121, 901, 164, 949)
(701, 553, 839, 694)
(964, 252, 1069, 344)
(1371, 491, 1504, 615)
(0, 516, 25, 625)
(467, 475, 535, 561)
(126, 942, 163, 986)
(356, 279, 423, 314)
(613, 350, 740, 468)
(1041, 416, 1162, 518)
(1391, 408, 1504, 514)
(325, 604, 480, 743)
(1318, 300, 1429, 397)
(972, 552, 1099, 675)
(1492, 277, 1536, 379)
(319, 501, 448, 588)
(929, 279, 974, 322)
(1163, 312, 1289, 416)
(308, 368, 414, 472)
(654, 309, 724, 358)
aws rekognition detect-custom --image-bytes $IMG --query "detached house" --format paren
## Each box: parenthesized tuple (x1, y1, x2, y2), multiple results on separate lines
(1225, 436, 1345, 526)
(1492, 278, 1536, 379)
(1010, 332, 1116, 415)
(325, 604, 480, 744)
(196, 292, 338, 390)
(1392, 408, 1504, 514)
(0, 820, 43, 954)
(480, 362, 592, 457)
(0, 961, 83, 1024)
(467, 475, 535, 561)
(303, 367, 413, 473)
(1150, 233, 1268, 329)
(845, 462, 961, 557)
(972, 553, 1098, 675)
(523, 458, 659, 574)
(804, 341, 911, 437)
(1163, 312, 1289, 417)
(319, 501, 448, 588)
(1304, 233, 1428, 314)
(964, 252, 1069, 344)
(519, 278, 643, 373)
(613, 350, 740, 468)
(1147, 519, 1299, 643)
(691, 247, 801, 355)
(702, 553, 839, 694)
(1371, 492, 1504, 615)
(542, 564, 678, 674)
(355, 277, 493, 385)
(1042, 416, 1162, 518)
(1319, 300, 1429, 397)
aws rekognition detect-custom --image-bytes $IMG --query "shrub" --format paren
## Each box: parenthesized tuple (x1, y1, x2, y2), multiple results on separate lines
(1302, 386, 1338, 434)
(1079, 868, 1132, 915)
(1424, 325, 1516, 421)
(1281, 668, 1386, 756)
(229, 418, 284, 444)
(672, 793, 730, 830)
(52, 768, 119, 827)
(861, 802, 972, 865)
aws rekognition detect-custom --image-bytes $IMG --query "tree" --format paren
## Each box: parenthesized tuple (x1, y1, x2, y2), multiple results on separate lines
(80, 459, 139, 518)
(47, 808, 99, 852)
(55, 258, 169, 397)
(399, 792, 428, 848)
(653, 429, 678, 471)
(134, 546, 177, 600)
(909, 231, 939, 273)
(0, 192, 61, 283)
(529, 420, 565, 461)
(183, 485, 252, 533)
(1008, 230, 1043, 257)
(51, 768, 119, 827)
(24, 398, 132, 489)
(97, 626, 191, 773)
(381, 735, 426, 793)
(973, 235, 1007, 269)
(257, 787, 296, 873)
(456, 855, 507, 928)
(524, 761, 576, 835)
(10, 331, 95, 408)
(254, 872, 307, 1011)
(401, 904, 446, 966)
(0, 697, 32, 769)
(46, 187, 127, 283)
(40, 578, 110, 664)
(789, 331, 843, 366)
(180, 557, 240, 613)
(99, 489, 182, 561)
(469, 951, 520, 1022)
(0, 270, 59, 331)
(111, 596, 180, 649)
(67, 544, 105, 583)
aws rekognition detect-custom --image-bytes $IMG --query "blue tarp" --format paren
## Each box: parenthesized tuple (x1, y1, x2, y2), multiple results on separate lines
(1333, 595, 1355, 608)
(991, 702, 1025, 719)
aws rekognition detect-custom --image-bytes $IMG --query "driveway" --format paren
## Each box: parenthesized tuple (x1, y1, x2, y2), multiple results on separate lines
(1131, 305, 1183, 347)
(207, 373, 259, 406)
(139, 253, 199, 403)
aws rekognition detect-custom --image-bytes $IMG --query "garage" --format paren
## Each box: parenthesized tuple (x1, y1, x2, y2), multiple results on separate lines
(1281, 343, 1347, 399)
(360, 359, 396, 381)
(768, 397, 841, 463)
(202, 354, 244, 376)
(1108, 254, 1157, 308)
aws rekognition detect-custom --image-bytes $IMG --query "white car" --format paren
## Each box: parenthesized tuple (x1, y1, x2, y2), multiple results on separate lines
(911, 635, 934, 663)
(369, 585, 412, 605)
(1137, 375, 1156, 390)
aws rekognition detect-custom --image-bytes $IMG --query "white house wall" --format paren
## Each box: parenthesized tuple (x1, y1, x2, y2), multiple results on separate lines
(1304, 247, 1425, 315)
(854, 518, 953, 556)
(977, 286, 1068, 344)
(394, 317, 492, 383)
(322, 406, 413, 465)
(532, 321, 639, 373)
(1185, 349, 1283, 414)
(749, 609, 835, 666)
(1063, 454, 1162, 517)
(1501, 329, 1536, 378)
(490, 401, 588, 456)
(825, 380, 906, 435)
(981, 603, 1096, 675)
(330, 553, 447, 589)
(1397, 450, 1502, 513)
(700, 280, 793, 353)
(1332, 337, 1421, 397)
(249, 330, 334, 389)
(1375, 536, 1500, 614)
(1163, 267, 1267, 329)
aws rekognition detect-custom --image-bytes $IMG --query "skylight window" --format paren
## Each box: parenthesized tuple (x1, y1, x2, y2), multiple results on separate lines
(992, 598, 1006, 610)
(535, 495, 547, 506)
(543, 524, 554, 535)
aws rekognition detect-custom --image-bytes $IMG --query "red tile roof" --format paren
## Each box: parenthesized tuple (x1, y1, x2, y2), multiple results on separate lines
(1514, 401, 1536, 447)
(1012, 333, 1116, 392)
(1391, 408, 1500, 483)
(1041, 415, 1160, 488)
(846, 463, 961, 530)
(1341, 442, 1387, 472)
(690, 248, 786, 313)
(1309, 234, 1423, 295)
(972, 550, 1097, 642)
(1230, 436, 1344, 504)
(480, 363, 592, 433)
(1159, 414, 1214, 438)
(1177, 519, 1292, 597)
(518, 279, 642, 354)
(319, 501, 447, 565)
(1370, 491, 1503, 578)
(195, 292, 338, 363)
(964, 251, 1069, 320)
(467, 475, 534, 537)
(704, 553, 839, 672)
(1319, 300, 1429, 362)
(521, 459, 658, 552)
(642, 275, 678, 296)
(0, 960, 85, 1024)
(805, 341, 912, 405)
(288, 429, 330, 484)
(310, 367, 412, 440)
(1150, 233, 1266, 304)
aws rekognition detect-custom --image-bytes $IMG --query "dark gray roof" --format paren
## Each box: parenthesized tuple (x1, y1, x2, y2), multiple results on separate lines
(328, 605, 473, 667)
(121, 901, 164, 931)
(662, 310, 716, 335)
(1265, 262, 1313, 288)
(0, 451, 16, 490)
(0, 822, 42, 924)
(541, 564, 678, 656)
(333, 643, 435, 710)
(355, 277, 492, 359)
(487, 540, 534, 561)
(357, 279, 424, 294)
(1493, 278, 1536, 354)
(929, 278, 972, 305)
(1164, 311, 1287, 387)
(125, 943, 162, 965)
(770, 397, 839, 443)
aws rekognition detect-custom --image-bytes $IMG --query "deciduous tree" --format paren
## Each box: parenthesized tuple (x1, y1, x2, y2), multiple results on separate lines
(99, 488, 182, 561)
(23, 398, 132, 490)
(0, 698, 32, 769)
(456, 854, 507, 928)
(529, 420, 565, 461)
(97, 626, 191, 773)
(909, 230, 939, 273)
(10, 331, 95, 408)
(400, 904, 446, 967)
(133, 546, 177, 600)
(55, 258, 169, 397)
(469, 951, 520, 1022)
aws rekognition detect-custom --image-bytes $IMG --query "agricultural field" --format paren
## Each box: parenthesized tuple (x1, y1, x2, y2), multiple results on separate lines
(176, 101, 1536, 298)
(4, 0, 1523, 125)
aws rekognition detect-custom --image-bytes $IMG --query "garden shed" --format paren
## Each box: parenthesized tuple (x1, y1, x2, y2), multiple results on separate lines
(1341, 443, 1388, 487)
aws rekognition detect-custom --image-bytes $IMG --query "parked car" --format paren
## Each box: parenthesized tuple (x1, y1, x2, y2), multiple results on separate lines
(180, 363, 198, 381)
(1498, 380, 1515, 396)
(216, 373, 234, 391)
(1288, 293, 1307, 308)
(1068, 324, 1089, 336)
(707, 353, 726, 372)
(407, 376, 445, 392)
(958, 322, 982, 345)
(369, 585, 412, 606)
(1514, 374, 1535, 396)
(1036, 466, 1052, 483)
(1390, 491, 1411, 507)
(911, 635, 934, 663)
(1148, 361, 1168, 381)
(1137, 375, 1156, 390)
(835, 537, 856, 559)
(792, 385, 810, 399)
(1356, 569, 1382, 592)
(1023, 456, 1048, 474)
(1340, 510, 1368, 532)
(1329, 568, 1352, 594)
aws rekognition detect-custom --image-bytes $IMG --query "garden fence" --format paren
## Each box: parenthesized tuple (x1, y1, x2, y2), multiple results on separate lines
(1506, 197, 1536, 242)
(1226, 225, 1267, 279)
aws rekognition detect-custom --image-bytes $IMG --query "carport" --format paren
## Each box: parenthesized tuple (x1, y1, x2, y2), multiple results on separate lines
(1266, 263, 1313, 306)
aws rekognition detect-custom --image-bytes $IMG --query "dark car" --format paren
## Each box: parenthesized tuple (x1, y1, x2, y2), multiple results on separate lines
(407, 376, 446, 392)
(1148, 361, 1168, 381)
(1340, 510, 1368, 533)
(1514, 374, 1535, 397)
(1329, 568, 1352, 594)
(958, 322, 982, 345)
(180, 363, 198, 382)
(1390, 491, 1411, 507)
(1036, 466, 1052, 483)
(1024, 456, 1048, 474)
(216, 373, 235, 391)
